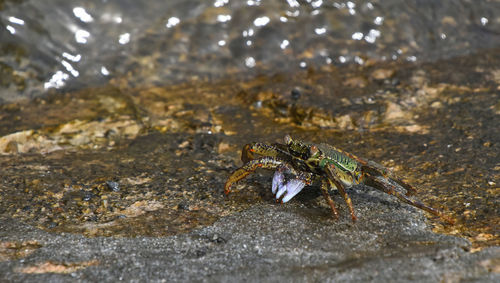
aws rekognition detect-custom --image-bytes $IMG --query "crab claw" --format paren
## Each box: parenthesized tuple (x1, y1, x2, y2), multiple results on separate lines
(272, 171, 285, 194)
(276, 182, 288, 200)
(281, 179, 306, 203)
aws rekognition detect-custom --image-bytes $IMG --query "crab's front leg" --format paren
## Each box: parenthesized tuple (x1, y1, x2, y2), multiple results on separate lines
(363, 174, 456, 224)
(224, 156, 285, 194)
(241, 142, 288, 163)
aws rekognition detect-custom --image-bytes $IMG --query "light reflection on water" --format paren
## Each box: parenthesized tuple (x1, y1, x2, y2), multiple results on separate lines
(0, 0, 499, 100)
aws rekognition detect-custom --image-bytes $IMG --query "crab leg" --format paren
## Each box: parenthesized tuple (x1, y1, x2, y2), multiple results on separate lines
(320, 179, 339, 219)
(241, 142, 289, 163)
(360, 160, 417, 196)
(225, 156, 284, 194)
(327, 178, 357, 222)
(325, 165, 358, 222)
(365, 175, 455, 224)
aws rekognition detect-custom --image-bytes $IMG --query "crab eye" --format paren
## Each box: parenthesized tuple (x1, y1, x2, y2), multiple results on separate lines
(310, 145, 319, 156)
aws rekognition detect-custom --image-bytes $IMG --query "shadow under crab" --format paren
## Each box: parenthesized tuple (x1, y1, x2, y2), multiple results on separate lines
(225, 135, 455, 224)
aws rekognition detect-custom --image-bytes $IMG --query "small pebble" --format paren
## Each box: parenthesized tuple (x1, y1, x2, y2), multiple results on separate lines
(106, 181, 120, 192)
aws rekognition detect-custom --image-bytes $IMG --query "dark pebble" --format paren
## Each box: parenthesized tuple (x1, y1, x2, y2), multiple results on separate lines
(106, 181, 120, 192)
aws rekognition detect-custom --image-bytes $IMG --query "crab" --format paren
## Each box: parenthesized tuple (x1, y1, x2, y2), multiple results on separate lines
(224, 135, 455, 224)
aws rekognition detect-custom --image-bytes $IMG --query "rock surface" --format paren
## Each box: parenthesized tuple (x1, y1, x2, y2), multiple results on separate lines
(1, 198, 498, 282)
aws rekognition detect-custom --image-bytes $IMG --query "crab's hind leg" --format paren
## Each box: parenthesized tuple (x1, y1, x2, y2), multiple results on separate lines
(364, 175, 455, 224)
(360, 160, 417, 196)
(225, 156, 284, 194)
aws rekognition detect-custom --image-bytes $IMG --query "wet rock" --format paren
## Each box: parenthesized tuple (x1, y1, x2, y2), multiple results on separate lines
(371, 68, 395, 81)
(0, 240, 42, 261)
(343, 76, 367, 88)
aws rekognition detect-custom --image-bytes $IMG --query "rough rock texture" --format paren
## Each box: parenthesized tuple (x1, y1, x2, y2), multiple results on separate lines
(1, 197, 498, 282)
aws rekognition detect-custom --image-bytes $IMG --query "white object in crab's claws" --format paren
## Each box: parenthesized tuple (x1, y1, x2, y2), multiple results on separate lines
(281, 179, 306, 203)
(272, 171, 285, 194)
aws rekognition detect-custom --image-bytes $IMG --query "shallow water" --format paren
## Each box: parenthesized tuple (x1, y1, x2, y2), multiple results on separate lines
(1, 0, 500, 100)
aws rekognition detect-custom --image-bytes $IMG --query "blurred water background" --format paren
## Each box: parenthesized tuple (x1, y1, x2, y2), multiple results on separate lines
(1, 0, 500, 102)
